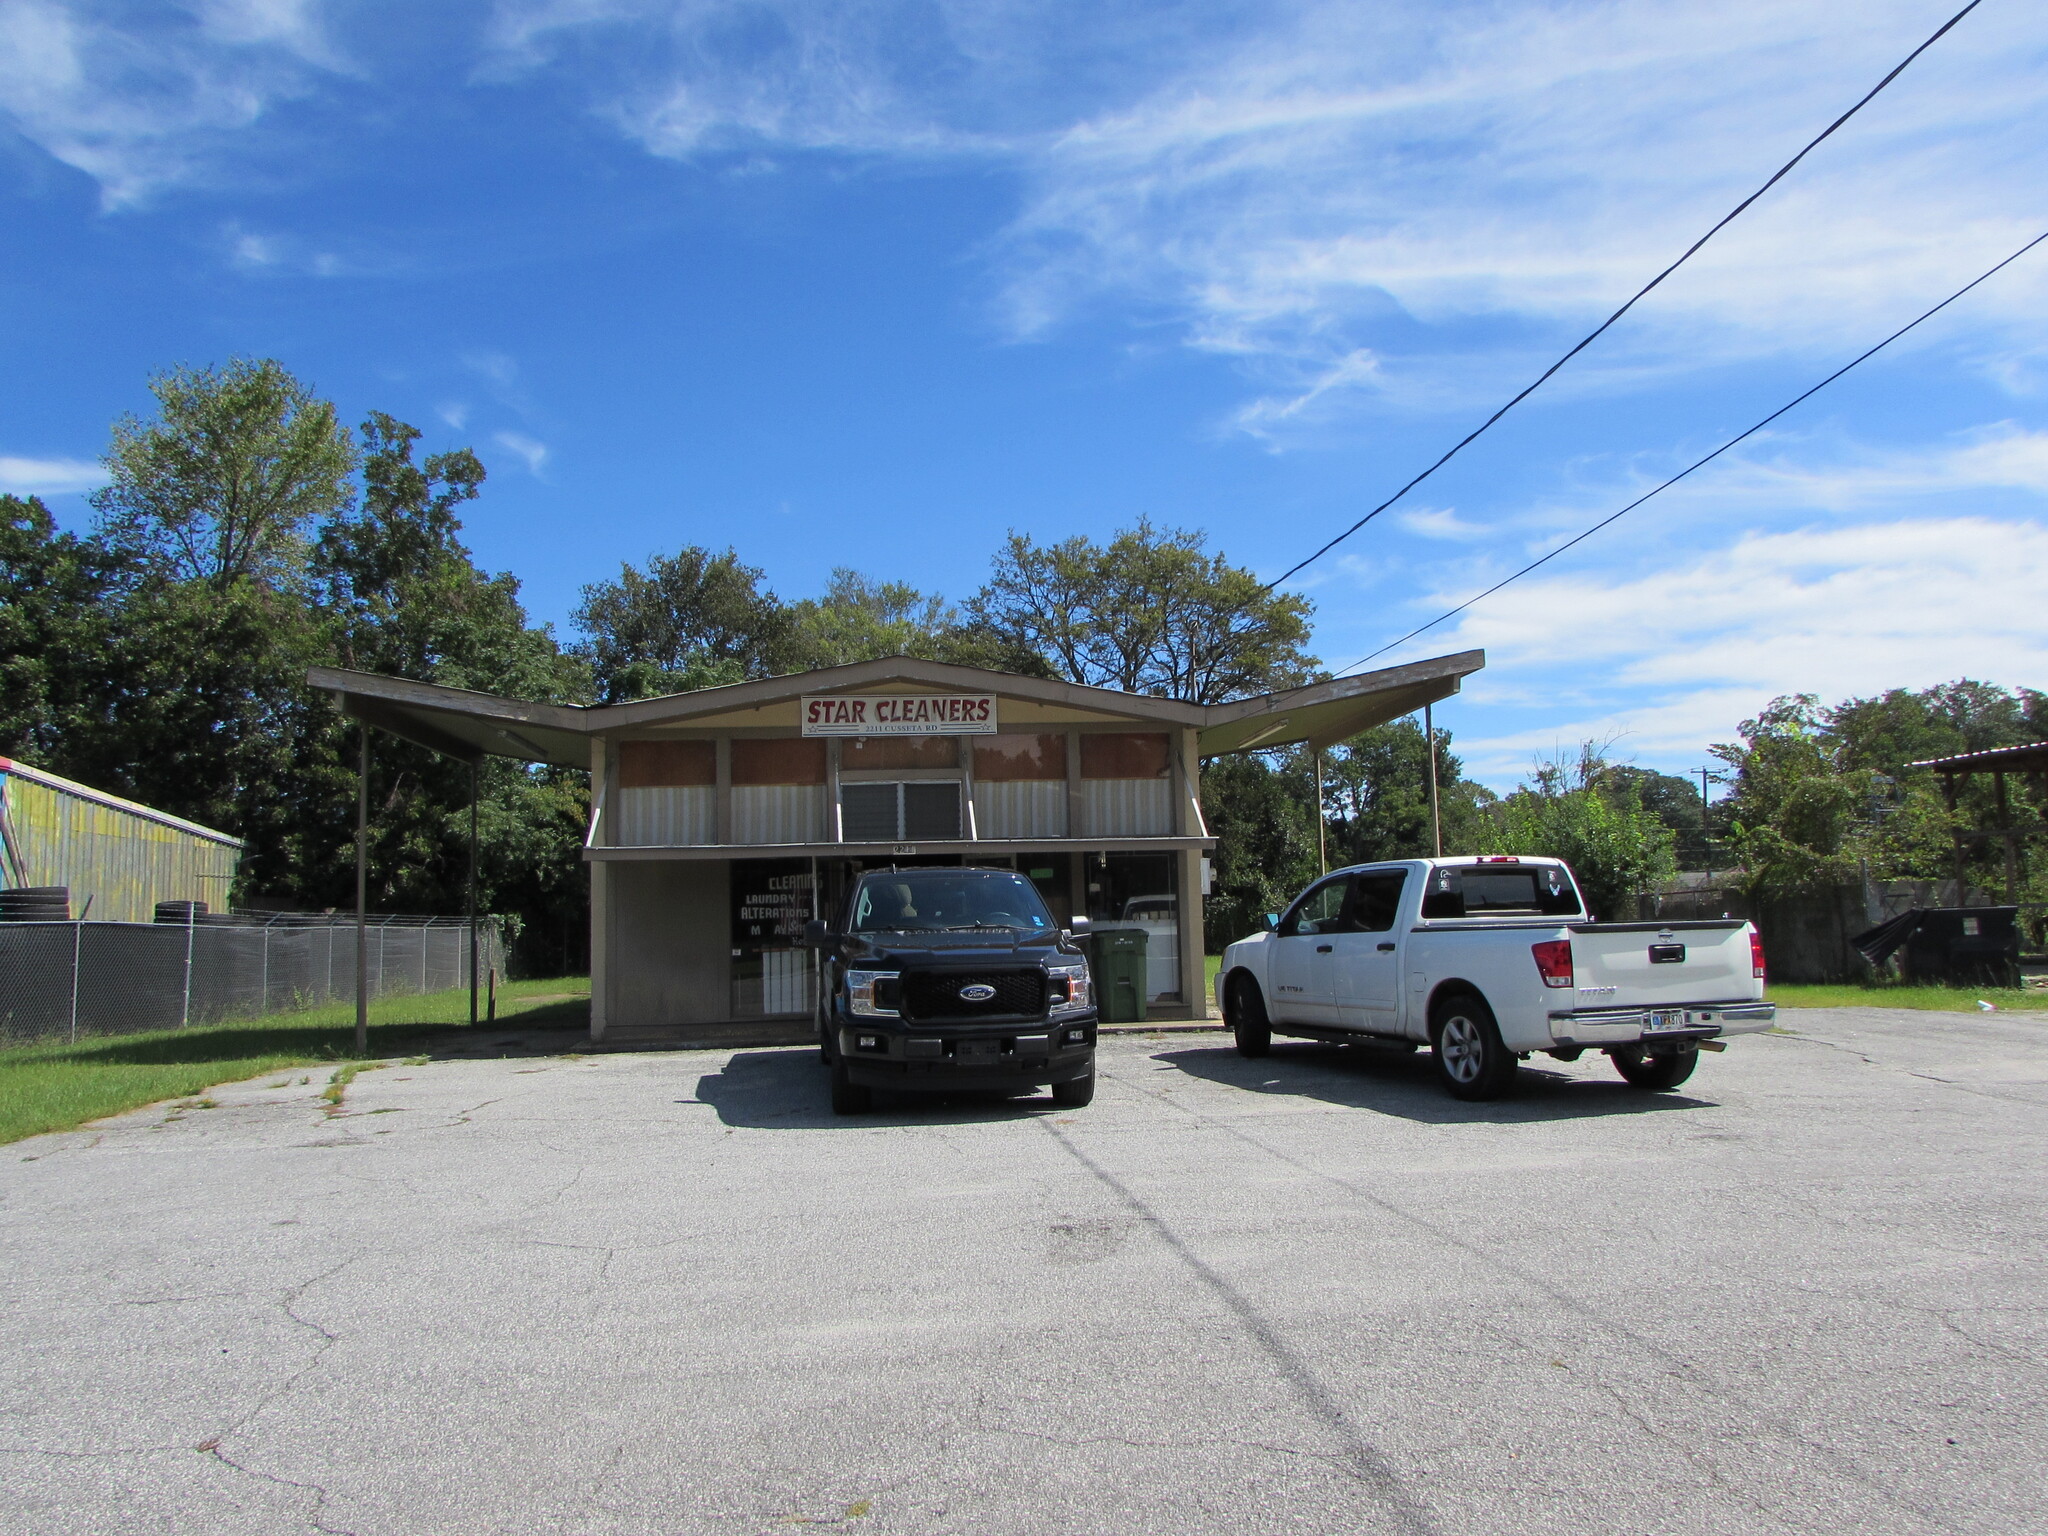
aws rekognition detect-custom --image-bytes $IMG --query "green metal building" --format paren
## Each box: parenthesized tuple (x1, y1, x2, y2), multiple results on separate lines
(0, 757, 241, 923)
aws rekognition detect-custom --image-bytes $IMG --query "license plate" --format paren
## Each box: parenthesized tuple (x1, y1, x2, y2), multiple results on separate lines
(1644, 1009, 1688, 1033)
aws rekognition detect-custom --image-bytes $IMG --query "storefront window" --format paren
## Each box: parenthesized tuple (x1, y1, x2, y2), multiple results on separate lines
(731, 858, 816, 1018)
(1085, 851, 1180, 1002)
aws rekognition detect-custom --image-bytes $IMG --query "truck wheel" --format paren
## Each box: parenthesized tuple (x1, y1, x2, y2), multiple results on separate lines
(1609, 1043, 1698, 1090)
(1228, 974, 1272, 1058)
(1050, 1066, 1096, 1108)
(829, 1057, 872, 1115)
(1430, 993, 1517, 1101)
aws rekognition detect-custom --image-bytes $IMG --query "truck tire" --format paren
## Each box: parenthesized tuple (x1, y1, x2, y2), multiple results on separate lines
(1227, 973, 1272, 1058)
(1050, 1066, 1096, 1107)
(1609, 1042, 1699, 1091)
(830, 1057, 872, 1115)
(1430, 992, 1518, 1101)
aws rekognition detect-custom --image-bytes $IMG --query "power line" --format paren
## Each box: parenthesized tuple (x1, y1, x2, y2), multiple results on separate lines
(1336, 226, 2048, 674)
(1265, 0, 1988, 591)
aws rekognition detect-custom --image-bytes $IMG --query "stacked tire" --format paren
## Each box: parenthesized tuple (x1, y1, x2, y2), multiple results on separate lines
(0, 886, 70, 921)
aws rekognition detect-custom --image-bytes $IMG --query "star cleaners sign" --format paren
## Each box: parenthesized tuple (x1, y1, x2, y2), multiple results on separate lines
(801, 694, 997, 736)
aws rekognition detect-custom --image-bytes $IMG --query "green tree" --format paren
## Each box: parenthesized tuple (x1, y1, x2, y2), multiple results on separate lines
(1476, 745, 1677, 920)
(571, 547, 787, 701)
(779, 569, 955, 670)
(1200, 751, 1319, 947)
(969, 519, 1317, 703)
(1315, 718, 1494, 866)
(90, 358, 356, 589)
(0, 496, 128, 763)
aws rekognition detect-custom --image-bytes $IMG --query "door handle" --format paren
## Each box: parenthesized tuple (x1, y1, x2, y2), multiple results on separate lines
(1377, 942, 1396, 952)
(1316, 944, 1333, 953)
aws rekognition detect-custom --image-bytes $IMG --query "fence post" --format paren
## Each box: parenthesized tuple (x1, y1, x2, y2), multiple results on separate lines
(68, 920, 81, 1044)
(180, 907, 195, 1029)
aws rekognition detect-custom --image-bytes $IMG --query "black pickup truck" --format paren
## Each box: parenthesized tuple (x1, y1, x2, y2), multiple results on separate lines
(803, 866, 1098, 1115)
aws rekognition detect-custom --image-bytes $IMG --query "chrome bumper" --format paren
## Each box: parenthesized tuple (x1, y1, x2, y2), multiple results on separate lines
(1547, 1001, 1774, 1047)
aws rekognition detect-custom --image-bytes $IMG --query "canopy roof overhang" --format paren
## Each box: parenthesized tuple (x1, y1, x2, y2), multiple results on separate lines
(1909, 743, 2048, 776)
(307, 649, 1483, 767)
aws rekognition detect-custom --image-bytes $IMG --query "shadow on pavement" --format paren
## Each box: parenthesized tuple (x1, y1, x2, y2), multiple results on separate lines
(1155, 1039, 1712, 1123)
(690, 1048, 1065, 1129)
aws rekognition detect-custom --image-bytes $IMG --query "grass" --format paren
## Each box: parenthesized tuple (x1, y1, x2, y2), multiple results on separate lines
(1201, 951, 2043, 1012)
(1767, 982, 2047, 1012)
(0, 977, 589, 1147)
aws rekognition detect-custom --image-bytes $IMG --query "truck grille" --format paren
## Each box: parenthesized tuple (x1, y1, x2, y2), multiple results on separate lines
(901, 969, 1046, 1021)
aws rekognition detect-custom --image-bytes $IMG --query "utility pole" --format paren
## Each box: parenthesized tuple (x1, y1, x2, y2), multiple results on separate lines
(1692, 766, 1714, 886)
(1424, 704, 1442, 858)
(355, 727, 369, 1057)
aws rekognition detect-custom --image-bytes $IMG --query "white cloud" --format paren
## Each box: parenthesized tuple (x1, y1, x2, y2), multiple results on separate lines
(0, 0, 338, 205)
(1411, 514, 2048, 783)
(492, 430, 549, 477)
(0, 455, 107, 495)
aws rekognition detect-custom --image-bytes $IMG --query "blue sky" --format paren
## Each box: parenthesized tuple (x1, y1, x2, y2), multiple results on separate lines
(4, 0, 2046, 790)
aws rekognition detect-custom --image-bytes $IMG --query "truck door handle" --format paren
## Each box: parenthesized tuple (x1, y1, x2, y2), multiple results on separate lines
(1377, 942, 1396, 952)
(1316, 944, 1333, 953)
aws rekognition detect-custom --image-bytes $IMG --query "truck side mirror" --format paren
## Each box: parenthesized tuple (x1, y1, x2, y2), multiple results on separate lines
(801, 918, 829, 949)
(1067, 915, 1091, 932)
(1263, 912, 1279, 931)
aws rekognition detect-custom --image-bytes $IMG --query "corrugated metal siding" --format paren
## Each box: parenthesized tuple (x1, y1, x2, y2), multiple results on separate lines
(0, 769, 241, 924)
(1079, 779, 1173, 838)
(614, 786, 716, 846)
(732, 786, 826, 845)
(974, 781, 1068, 840)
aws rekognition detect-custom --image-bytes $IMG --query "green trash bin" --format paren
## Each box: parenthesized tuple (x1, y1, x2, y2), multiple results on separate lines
(1089, 924, 1149, 1024)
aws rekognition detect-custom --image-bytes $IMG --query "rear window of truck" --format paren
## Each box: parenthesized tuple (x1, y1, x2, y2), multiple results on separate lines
(1421, 864, 1582, 918)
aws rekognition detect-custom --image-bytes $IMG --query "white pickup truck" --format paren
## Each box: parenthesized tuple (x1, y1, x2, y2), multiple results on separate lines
(1216, 855, 1774, 1100)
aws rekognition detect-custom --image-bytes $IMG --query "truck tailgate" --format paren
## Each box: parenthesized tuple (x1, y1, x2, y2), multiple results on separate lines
(1571, 921, 1752, 1005)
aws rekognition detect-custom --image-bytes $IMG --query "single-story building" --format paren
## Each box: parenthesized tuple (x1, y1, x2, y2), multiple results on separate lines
(0, 756, 242, 922)
(310, 650, 1483, 1041)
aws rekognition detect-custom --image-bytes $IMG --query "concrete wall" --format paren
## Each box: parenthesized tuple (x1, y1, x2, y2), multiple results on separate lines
(605, 860, 731, 1027)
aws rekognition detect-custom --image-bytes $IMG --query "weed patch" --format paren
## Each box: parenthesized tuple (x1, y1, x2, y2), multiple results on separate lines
(0, 978, 589, 1145)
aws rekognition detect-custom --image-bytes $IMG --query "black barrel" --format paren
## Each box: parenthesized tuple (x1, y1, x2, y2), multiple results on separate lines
(0, 886, 71, 921)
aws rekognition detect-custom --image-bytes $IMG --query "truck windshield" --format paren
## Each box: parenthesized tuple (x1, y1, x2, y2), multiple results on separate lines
(850, 871, 1056, 934)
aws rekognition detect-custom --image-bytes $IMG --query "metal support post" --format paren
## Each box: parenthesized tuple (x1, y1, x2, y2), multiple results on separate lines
(1314, 747, 1327, 876)
(1424, 703, 1443, 858)
(1996, 771, 2017, 905)
(355, 727, 369, 1057)
(468, 762, 480, 1026)
(68, 919, 82, 1044)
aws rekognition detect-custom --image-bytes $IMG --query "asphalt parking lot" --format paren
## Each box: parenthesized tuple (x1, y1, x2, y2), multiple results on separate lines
(2, 1007, 2043, 1536)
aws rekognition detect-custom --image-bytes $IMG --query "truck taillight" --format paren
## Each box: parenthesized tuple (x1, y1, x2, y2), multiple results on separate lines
(1531, 940, 1573, 989)
(1750, 930, 1766, 981)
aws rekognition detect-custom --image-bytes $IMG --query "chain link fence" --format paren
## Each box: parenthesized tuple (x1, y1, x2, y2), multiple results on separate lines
(0, 912, 504, 1048)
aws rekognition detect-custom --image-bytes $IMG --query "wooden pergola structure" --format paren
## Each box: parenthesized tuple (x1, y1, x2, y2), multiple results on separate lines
(1908, 742, 2048, 907)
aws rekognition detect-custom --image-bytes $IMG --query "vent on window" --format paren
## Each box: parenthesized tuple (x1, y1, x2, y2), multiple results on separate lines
(840, 781, 963, 841)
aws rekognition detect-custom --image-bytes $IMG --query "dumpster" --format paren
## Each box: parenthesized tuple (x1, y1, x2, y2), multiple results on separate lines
(1904, 907, 2020, 987)
(1854, 906, 2020, 987)
(1088, 924, 1149, 1023)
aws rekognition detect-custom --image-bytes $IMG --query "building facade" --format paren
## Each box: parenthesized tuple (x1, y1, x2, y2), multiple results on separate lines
(312, 651, 1482, 1041)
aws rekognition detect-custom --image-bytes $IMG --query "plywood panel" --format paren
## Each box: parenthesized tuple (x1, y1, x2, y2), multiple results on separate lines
(607, 861, 730, 1026)
(973, 733, 1065, 781)
(731, 738, 827, 786)
(841, 736, 961, 771)
(1080, 733, 1170, 780)
(617, 740, 716, 788)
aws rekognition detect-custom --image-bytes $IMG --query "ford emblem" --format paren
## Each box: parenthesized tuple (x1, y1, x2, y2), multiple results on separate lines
(959, 983, 997, 1002)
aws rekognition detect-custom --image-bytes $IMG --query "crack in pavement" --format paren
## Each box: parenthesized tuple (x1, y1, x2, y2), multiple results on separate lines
(1037, 1117, 1437, 1536)
(1097, 1056, 1971, 1534)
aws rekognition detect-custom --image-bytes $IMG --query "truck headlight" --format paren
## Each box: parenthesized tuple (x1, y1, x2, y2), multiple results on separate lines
(848, 970, 900, 1017)
(1048, 962, 1091, 1015)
